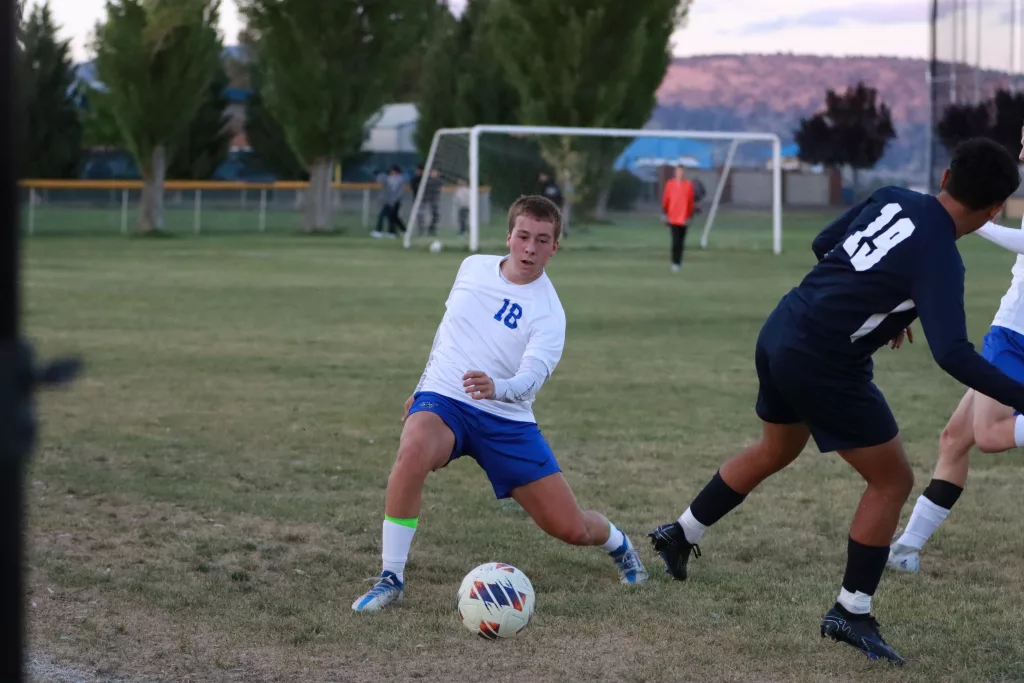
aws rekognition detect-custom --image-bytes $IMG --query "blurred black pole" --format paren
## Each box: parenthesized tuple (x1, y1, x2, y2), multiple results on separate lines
(0, 0, 27, 676)
(1, 2, 80, 680)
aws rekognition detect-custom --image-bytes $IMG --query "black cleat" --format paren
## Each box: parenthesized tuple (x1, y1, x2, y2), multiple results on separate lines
(820, 607, 906, 666)
(648, 522, 701, 581)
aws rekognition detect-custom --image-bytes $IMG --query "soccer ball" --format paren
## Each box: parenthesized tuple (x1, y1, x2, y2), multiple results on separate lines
(456, 562, 535, 639)
(429, 240, 444, 253)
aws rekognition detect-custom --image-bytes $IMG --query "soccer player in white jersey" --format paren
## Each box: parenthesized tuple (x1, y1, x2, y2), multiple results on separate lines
(889, 128, 1024, 573)
(352, 195, 647, 613)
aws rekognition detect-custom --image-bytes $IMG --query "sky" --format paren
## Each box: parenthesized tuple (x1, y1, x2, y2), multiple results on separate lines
(38, 0, 1019, 70)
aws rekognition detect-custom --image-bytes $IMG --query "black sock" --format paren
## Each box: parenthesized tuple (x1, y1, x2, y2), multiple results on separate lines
(838, 536, 890, 619)
(922, 478, 963, 511)
(689, 471, 747, 528)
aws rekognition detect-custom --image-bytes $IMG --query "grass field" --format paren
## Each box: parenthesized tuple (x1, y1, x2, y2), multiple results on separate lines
(22, 210, 1024, 682)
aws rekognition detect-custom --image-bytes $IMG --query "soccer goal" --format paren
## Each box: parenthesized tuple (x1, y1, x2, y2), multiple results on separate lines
(405, 125, 783, 254)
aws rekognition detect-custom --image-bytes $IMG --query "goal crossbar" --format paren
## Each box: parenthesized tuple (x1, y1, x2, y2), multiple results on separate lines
(406, 125, 784, 254)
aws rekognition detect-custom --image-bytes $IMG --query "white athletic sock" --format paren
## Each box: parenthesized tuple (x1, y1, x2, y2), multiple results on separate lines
(381, 518, 417, 583)
(678, 507, 706, 544)
(1014, 414, 1024, 448)
(837, 587, 872, 615)
(600, 521, 628, 553)
(895, 495, 951, 550)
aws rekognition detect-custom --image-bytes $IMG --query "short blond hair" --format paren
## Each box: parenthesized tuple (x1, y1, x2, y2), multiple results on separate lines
(507, 195, 562, 241)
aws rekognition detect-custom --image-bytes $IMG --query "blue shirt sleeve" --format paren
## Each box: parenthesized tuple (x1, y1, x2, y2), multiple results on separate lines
(812, 197, 872, 261)
(912, 235, 1024, 412)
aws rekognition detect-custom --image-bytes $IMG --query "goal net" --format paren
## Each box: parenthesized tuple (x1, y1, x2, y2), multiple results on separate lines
(405, 125, 784, 254)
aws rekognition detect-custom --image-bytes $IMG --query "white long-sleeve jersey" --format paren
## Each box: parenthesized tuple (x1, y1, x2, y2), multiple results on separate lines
(978, 217, 1024, 335)
(415, 254, 566, 423)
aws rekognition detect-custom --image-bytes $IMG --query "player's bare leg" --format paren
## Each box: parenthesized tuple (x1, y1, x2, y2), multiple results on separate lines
(649, 421, 811, 580)
(512, 473, 648, 584)
(818, 436, 912, 665)
(353, 411, 454, 612)
(891, 390, 1023, 573)
(972, 391, 1021, 454)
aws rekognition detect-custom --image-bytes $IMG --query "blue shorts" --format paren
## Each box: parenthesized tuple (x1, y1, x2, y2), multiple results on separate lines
(753, 308, 898, 453)
(408, 391, 561, 499)
(982, 325, 1024, 414)
(981, 325, 1024, 383)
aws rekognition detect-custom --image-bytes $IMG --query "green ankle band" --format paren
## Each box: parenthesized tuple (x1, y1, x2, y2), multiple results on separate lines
(385, 515, 418, 529)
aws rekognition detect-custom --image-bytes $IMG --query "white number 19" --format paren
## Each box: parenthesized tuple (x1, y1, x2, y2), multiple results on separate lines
(842, 202, 916, 271)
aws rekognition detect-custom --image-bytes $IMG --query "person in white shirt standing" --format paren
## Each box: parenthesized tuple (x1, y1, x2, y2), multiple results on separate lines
(353, 195, 648, 613)
(889, 128, 1024, 574)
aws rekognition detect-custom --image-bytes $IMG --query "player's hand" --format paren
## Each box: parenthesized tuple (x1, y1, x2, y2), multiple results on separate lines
(462, 371, 495, 400)
(890, 326, 914, 350)
(402, 394, 415, 422)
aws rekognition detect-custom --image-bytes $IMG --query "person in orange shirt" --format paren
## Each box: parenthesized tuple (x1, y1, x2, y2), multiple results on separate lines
(662, 165, 696, 272)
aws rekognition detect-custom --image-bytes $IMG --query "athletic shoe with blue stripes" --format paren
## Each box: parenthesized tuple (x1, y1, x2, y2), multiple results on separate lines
(610, 537, 648, 585)
(351, 571, 404, 613)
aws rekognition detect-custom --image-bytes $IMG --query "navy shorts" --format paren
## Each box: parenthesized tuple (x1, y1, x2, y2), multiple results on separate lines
(981, 325, 1024, 414)
(754, 311, 899, 453)
(407, 391, 561, 499)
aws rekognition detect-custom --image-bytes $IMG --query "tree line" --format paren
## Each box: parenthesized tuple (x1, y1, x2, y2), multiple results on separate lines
(20, 0, 690, 234)
(19, 0, 1021, 235)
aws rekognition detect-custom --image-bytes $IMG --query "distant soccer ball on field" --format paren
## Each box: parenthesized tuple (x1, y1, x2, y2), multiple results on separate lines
(456, 562, 535, 639)
(429, 240, 443, 253)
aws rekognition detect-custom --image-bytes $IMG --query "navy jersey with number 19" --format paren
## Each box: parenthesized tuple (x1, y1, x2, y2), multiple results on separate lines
(755, 186, 1024, 451)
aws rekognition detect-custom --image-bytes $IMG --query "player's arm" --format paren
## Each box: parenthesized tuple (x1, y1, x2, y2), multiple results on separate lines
(488, 356, 551, 403)
(974, 221, 1024, 254)
(464, 309, 566, 403)
(912, 245, 1024, 412)
(811, 197, 872, 261)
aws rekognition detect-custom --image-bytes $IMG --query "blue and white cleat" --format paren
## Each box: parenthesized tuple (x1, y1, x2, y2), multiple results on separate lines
(351, 571, 404, 612)
(610, 537, 649, 585)
(886, 542, 920, 574)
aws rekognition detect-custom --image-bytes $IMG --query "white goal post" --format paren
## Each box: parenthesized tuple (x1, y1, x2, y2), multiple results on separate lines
(405, 124, 783, 255)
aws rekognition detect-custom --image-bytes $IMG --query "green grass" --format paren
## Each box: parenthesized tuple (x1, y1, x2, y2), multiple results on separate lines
(22, 210, 1024, 682)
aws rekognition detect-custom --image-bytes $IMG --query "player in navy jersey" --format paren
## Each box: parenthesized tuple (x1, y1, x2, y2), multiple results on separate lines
(648, 138, 1023, 666)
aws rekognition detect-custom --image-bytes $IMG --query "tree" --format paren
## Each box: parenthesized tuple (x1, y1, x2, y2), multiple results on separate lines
(91, 0, 223, 233)
(490, 0, 689, 222)
(938, 89, 1024, 159)
(166, 63, 233, 180)
(794, 81, 896, 191)
(235, 30, 304, 180)
(19, 2, 83, 178)
(415, 0, 545, 208)
(239, 0, 441, 232)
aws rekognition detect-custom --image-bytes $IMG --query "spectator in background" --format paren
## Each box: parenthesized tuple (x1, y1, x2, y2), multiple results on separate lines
(380, 165, 407, 238)
(453, 178, 471, 236)
(537, 171, 568, 236)
(662, 165, 695, 272)
(692, 176, 707, 215)
(410, 164, 424, 200)
(422, 169, 443, 236)
(372, 168, 389, 237)
(537, 171, 564, 208)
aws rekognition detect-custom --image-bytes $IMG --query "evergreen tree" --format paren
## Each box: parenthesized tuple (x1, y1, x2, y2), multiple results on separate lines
(237, 32, 305, 180)
(239, 0, 440, 231)
(795, 82, 897, 191)
(415, 0, 543, 208)
(20, 2, 83, 178)
(91, 0, 223, 232)
(490, 0, 689, 220)
(167, 63, 233, 179)
(938, 89, 1024, 159)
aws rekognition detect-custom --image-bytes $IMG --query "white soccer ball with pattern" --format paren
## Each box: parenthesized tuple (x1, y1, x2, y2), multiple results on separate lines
(456, 562, 535, 639)
(429, 239, 444, 253)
